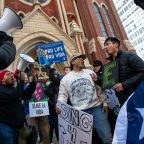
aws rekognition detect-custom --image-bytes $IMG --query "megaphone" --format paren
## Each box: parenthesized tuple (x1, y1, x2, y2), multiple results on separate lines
(17, 54, 35, 72)
(0, 7, 23, 32)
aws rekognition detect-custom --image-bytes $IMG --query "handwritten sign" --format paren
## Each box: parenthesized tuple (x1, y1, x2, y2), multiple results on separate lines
(29, 101, 49, 117)
(102, 61, 119, 89)
(36, 41, 67, 65)
(57, 102, 93, 144)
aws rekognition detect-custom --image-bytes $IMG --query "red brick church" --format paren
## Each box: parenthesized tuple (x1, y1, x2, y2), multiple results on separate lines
(0, 0, 133, 78)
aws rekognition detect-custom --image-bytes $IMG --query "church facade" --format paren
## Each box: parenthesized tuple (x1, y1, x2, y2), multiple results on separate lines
(0, 0, 134, 79)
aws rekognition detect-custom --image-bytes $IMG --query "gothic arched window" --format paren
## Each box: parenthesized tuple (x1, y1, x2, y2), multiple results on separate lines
(102, 5, 116, 37)
(93, 3, 108, 37)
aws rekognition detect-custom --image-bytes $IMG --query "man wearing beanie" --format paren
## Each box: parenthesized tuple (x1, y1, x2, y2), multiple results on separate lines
(0, 70, 36, 143)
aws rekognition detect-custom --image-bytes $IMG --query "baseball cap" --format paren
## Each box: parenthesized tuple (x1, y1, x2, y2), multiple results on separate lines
(69, 53, 86, 63)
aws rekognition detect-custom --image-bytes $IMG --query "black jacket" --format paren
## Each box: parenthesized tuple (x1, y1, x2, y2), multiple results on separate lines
(0, 81, 36, 129)
(45, 68, 60, 114)
(45, 82, 59, 114)
(0, 32, 16, 70)
(108, 50, 144, 105)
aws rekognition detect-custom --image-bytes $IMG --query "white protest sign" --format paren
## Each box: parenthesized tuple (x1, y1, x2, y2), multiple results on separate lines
(105, 89, 120, 115)
(58, 102, 93, 144)
(29, 101, 49, 117)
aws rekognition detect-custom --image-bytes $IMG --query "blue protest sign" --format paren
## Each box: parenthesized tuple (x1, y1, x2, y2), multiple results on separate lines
(36, 41, 67, 65)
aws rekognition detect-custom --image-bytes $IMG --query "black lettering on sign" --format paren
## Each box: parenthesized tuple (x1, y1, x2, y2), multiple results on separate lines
(59, 124, 67, 135)
(32, 104, 35, 109)
(60, 103, 92, 132)
(33, 103, 42, 109)
(68, 125, 77, 144)
(42, 103, 46, 108)
(36, 109, 43, 115)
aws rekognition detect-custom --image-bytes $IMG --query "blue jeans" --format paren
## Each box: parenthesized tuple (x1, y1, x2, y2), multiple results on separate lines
(0, 123, 18, 144)
(84, 105, 112, 144)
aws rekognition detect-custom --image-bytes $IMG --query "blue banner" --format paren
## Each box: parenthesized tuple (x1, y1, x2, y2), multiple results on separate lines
(36, 41, 67, 65)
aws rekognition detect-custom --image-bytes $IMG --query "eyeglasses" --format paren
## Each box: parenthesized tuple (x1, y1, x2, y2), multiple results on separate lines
(76, 57, 84, 61)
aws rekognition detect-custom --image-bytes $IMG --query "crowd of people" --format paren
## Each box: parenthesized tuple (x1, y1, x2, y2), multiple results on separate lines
(0, 36, 144, 144)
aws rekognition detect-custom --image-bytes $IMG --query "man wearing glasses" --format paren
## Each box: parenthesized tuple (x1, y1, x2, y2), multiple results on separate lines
(56, 53, 112, 144)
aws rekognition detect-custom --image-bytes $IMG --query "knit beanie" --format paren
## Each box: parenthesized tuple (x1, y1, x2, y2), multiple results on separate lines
(0, 70, 10, 83)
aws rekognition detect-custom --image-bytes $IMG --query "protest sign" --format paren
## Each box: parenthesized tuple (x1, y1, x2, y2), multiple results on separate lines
(102, 61, 119, 89)
(29, 82, 49, 117)
(29, 101, 49, 117)
(36, 41, 67, 65)
(57, 102, 93, 144)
